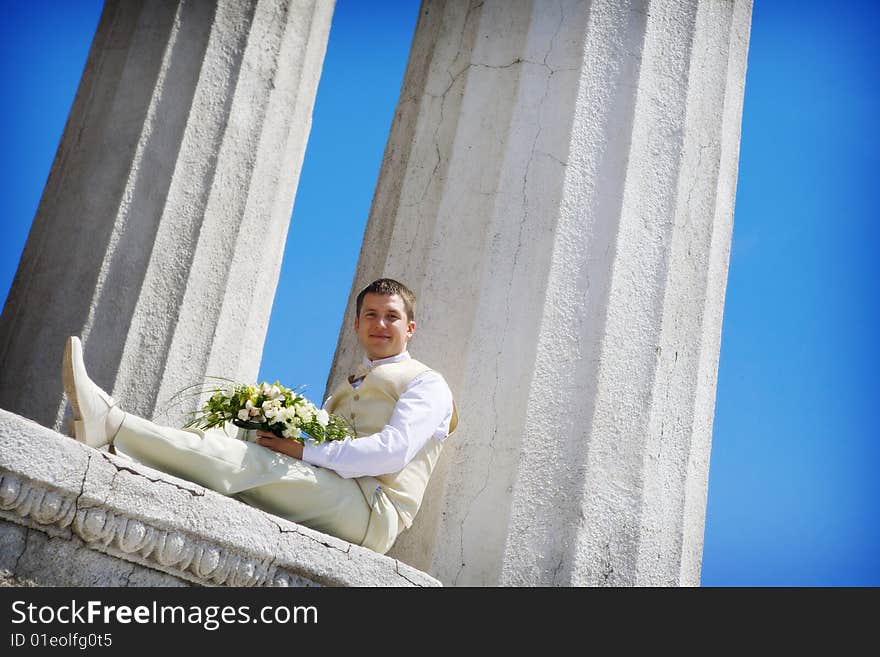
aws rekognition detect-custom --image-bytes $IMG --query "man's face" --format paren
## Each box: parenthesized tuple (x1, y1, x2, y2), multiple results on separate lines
(354, 293, 415, 361)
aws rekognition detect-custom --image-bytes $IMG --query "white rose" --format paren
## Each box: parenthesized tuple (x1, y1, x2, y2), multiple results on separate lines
(237, 409, 250, 421)
(262, 399, 281, 420)
(316, 409, 329, 427)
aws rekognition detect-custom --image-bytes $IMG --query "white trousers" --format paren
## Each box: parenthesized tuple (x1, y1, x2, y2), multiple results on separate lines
(112, 413, 399, 553)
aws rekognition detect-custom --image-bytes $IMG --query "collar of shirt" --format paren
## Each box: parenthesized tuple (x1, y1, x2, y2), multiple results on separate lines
(362, 351, 411, 369)
(350, 351, 411, 388)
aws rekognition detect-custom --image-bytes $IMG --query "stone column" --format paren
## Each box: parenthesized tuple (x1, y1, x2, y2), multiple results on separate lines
(328, 0, 751, 585)
(0, 0, 334, 429)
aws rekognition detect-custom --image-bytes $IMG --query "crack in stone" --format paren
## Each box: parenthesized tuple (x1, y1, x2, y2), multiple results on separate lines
(269, 518, 350, 554)
(11, 527, 29, 576)
(411, 65, 468, 209)
(469, 59, 523, 70)
(97, 452, 205, 497)
(394, 560, 423, 586)
(536, 150, 567, 167)
(121, 563, 135, 587)
(73, 452, 94, 515)
(404, 1, 484, 212)
(544, 0, 567, 71)
(86, 567, 106, 587)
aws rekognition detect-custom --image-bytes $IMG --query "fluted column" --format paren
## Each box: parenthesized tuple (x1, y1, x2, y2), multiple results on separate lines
(328, 0, 751, 586)
(0, 0, 334, 429)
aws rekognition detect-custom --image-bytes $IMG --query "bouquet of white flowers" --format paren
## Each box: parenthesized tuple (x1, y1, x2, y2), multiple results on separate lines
(182, 379, 353, 444)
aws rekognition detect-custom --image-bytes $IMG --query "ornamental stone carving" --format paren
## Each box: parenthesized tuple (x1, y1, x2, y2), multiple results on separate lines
(0, 471, 312, 587)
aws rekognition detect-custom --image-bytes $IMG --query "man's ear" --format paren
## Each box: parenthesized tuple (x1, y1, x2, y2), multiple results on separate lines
(354, 315, 360, 332)
(407, 320, 416, 338)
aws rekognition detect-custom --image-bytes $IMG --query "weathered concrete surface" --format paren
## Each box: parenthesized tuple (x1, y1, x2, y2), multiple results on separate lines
(0, 0, 334, 431)
(328, 0, 752, 586)
(0, 409, 440, 587)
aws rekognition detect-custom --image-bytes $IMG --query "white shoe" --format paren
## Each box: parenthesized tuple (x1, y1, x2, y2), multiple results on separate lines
(62, 336, 124, 448)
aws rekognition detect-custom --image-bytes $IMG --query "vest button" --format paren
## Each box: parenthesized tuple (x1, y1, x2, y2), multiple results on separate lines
(353, 394, 359, 401)
(350, 412, 356, 419)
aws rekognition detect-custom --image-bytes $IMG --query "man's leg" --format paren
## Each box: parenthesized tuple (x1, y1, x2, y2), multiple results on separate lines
(113, 415, 371, 546)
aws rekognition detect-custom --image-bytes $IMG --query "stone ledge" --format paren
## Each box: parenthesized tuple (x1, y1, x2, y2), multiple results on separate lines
(0, 409, 439, 587)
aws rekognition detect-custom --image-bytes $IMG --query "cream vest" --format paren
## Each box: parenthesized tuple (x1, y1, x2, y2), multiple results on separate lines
(325, 357, 457, 528)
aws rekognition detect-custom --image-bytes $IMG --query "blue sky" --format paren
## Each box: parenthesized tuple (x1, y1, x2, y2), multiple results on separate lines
(1, 1, 877, 586)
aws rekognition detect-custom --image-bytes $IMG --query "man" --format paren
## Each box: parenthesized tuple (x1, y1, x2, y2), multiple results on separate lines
(62, 278, 457, 554)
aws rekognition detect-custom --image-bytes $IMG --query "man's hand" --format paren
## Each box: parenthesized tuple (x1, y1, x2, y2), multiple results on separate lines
(256, 430, 304, 460)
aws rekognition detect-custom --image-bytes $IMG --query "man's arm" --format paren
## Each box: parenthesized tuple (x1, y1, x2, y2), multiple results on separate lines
(257, 371, 453, 478)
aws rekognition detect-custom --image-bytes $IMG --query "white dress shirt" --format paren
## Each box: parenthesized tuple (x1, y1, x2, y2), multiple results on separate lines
(301, 351, 454, 479)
